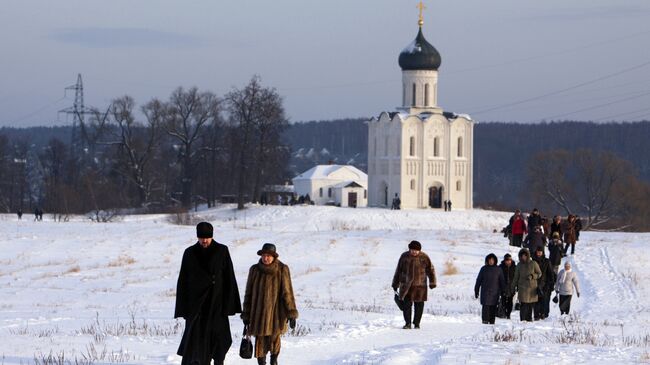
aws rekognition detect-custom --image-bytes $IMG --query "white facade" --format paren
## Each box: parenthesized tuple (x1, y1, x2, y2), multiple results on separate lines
(367, 28, 474, 210)
(292, 165, 368, 207)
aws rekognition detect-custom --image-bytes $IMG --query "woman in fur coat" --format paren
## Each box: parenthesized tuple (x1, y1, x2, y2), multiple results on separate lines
(242, 243, 298, 365)
(474, 253, 505, 324)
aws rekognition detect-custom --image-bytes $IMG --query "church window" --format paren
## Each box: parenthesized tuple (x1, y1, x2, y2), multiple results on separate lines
(328, 188, 332, 198)
(319, 187, 323, 198)
(433, 137, 440, 157)
(412, 83, 416, 106)
(402, 83, 406, 106)
(456, 180, 462, 191)
(424, 84, 430, 107)
(364, 189, 367, 199)
(457, 137, 463, 157)
(385, 136, 389, 156)
(410, 179, 416, 190)
(373, 137, 377, 156)
(409, 136, 415, 156)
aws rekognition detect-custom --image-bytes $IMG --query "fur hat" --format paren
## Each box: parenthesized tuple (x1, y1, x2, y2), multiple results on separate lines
(552, 232, 560, 239)
(257, 243, 279, 258)
(408, 240, 422, 251)
(504, 253, 512, 260)
(196, 222, 213, 238)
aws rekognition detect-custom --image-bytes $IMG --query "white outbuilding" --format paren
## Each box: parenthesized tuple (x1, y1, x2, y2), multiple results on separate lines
(292, 165, 368, 207)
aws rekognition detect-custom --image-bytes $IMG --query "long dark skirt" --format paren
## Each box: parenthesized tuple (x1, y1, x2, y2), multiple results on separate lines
(559, 294, 573, 315)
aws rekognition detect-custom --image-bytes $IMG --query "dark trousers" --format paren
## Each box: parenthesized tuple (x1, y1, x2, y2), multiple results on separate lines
(482, 305, 497, 324)
(520, 302, 534, 322)
(502, 295, 514, 319)
(535, 290, 551, 319)
(564, 242, 575, 255)
(512, 234, 523, 247)
(403, 299, 424, 326)
(559, 295, 573, 315)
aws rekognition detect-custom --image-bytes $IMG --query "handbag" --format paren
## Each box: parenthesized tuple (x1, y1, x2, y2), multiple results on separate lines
(552, 294, 559, 304)
(394, 291, 405, 311)
(239, 326, 253, 359)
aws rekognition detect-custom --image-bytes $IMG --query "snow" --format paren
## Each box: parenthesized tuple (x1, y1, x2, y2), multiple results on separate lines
(292, 165, 367, 181)
(1, 206, 649, 364)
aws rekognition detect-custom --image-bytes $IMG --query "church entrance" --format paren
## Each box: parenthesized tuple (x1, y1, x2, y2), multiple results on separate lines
(348, 192, 358, 208)
(428, 186, 443, 208)
(381, 182, 389, 207)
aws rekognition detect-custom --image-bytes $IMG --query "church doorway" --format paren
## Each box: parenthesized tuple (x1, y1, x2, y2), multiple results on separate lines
(381, 182, 389, 207)
(428, 186, 443, 208)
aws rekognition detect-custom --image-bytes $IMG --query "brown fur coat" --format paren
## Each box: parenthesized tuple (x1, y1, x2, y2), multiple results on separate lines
(242, 259, 298, 337)
(392, 251, 437, 302)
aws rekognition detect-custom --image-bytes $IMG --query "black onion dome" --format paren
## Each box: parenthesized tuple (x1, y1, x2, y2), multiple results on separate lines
(398, 27, 441, 71)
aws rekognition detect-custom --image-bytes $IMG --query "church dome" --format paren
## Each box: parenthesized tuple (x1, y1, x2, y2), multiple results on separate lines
(398, 27, 441, 71)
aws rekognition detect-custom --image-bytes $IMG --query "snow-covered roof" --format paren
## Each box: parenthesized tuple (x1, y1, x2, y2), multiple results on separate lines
(293, 164, 367, 181)
(331, 180, 366, 189)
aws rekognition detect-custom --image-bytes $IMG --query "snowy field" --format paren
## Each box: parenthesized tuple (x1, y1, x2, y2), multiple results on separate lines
(1, 205, 649, 364)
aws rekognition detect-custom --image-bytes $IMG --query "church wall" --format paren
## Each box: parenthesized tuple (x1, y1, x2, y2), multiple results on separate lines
(402, 70, 439, 107)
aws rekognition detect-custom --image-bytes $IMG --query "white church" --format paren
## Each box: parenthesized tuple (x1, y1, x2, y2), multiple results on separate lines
(367, 10, 474, 210)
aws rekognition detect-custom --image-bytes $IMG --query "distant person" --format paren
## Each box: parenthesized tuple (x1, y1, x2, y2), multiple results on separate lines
(392, 194, 401, 210)
(527, 208, 542, 231)
(548, 232, 564, 274)
(575, 215, 583, 241)
(555, 261, 581, 315)
(509, 211, 527, 248)
(523, 225, 547, 254)
(444, 200, 448, 211)
(242, 243, 298, 365)
(17, 209, 23, 220)
(474, 253, 505, 324)
(563, 215, 578, 255)
(447, 200, 452, 211)
(549, 215, 563, 241)
(532, 247, 555, 320)
(499, 253, 516, 319)
(511, 248, 541, 322)
(174, 222, 242, 365)
(392, 240, 436, 329)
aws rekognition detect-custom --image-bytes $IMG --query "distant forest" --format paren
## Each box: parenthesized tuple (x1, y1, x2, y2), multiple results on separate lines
(2, 119, 650, 212)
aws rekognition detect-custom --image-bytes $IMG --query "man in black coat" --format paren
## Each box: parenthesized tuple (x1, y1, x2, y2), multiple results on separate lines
(175, 222, 242, 365)
(532, 246, 555, 320)
(499, 253, 516, 319)
(474, 253, 505, 324)
(527, 208, 542, 230)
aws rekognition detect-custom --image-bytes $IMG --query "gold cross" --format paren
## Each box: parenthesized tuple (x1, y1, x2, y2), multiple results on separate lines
(417, 1, 426, 27)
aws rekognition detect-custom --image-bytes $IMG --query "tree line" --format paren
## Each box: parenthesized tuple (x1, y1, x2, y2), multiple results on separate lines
(0, 76, 289, 217)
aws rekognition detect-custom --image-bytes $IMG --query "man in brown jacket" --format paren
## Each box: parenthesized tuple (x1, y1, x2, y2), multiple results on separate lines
(242, 243, 298, 365)
(392, 240, 437, 329)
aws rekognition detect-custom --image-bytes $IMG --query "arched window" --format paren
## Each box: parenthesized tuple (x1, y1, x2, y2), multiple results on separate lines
(385, 136, 389, 156)
(328, 188, 332, 198)
(433, 137, 440, 157)
(456, 180, 462, 191)
(319, 187, 323, 197)
(457, 137, 463, 157)
(412, 83, 416, 106)
(402, 83, 406, 106)
(424, 84, 430, 107)
(410, 179, 416, 190)
(409, 136, 415, 156)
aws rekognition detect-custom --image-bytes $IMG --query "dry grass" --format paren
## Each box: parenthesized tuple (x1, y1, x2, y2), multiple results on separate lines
(329, 219, 370, 231)
(108, 255, 136, 267)
(64, 265, 81, 274)
(443, 257, 459, 275)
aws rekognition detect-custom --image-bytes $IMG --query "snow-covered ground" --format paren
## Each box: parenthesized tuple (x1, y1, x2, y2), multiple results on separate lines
(1, 205, 648, 364)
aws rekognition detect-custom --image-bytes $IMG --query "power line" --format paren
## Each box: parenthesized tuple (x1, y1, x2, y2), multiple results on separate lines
(4, 96, 67, 125)
(469, 58, 650, 116)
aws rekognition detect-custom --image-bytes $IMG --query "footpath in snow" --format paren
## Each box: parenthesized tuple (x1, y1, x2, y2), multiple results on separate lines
(0, 205, 648, 364)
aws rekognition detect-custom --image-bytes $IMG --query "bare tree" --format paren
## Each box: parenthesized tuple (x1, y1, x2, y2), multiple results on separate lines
(528, 149, 637, 228)
(106, 95, 163, 207)
(163, 87, 221, 208)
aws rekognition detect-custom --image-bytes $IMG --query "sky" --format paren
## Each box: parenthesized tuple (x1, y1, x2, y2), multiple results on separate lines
(1, 0, 650, 127)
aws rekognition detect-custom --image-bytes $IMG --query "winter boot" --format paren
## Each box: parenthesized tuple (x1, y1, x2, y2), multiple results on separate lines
(270, 354, 279, 365)
(402, 324, 411, 329)
(257, 357, 266, 365)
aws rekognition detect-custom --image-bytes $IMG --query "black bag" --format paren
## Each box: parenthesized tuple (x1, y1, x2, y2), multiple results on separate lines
(239, 326, 253, 359)
(552, 294, 559, 304)
(496, 296, 507, 318)
(514, 301, 520, 311)
(394, 292, 405, 311)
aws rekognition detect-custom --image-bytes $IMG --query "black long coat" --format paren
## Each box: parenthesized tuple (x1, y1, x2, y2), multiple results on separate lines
(499, 261, 516, 295)
(474, 255, 505, 306)
(175, 241, 242, 364)
(548, 239, 564, 266)
(532, 254, 555, 293)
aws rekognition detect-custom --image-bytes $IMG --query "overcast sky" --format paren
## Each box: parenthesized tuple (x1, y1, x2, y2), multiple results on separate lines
(1, 0, 650, 127)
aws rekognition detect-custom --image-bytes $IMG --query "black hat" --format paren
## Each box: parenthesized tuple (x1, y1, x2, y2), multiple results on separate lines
(196, 222, 213, 238)
(408, 240, 422, 251)
(257, 243, 279, 258)
(535, 246, 544, 252)
(504, 253, 512, 260)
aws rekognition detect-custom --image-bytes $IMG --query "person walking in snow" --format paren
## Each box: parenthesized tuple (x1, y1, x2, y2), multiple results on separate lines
(511, 248, 542, 322)
(174, 222, 242, 365)
(532, 247, 555, 320)
(527, 208, 542, 232)
(242, 243, 298, 365)
(548, 232, 564, 274)
(499, 253, 516, 319)
(523, 225, 547, 254)
(509, 211, 527, 248)
(563, 215, 578, 255)
(474, 253, 505, 324)
(555, 261, 581, 315)
(392, 240, 437, 329)
(549, 215, 563, 241)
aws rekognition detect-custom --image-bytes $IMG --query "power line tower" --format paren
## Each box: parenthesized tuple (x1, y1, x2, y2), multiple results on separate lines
(59, 74, 94, 157)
